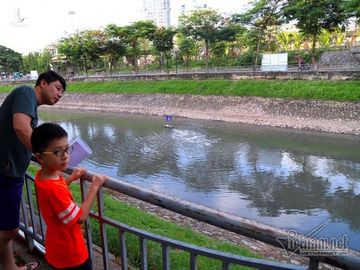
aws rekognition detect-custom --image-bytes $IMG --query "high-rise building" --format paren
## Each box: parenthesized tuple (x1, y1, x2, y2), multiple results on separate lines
(177, 0, 208, 25)
(142, 0, 171, 28)
(179, 0, 207, 14)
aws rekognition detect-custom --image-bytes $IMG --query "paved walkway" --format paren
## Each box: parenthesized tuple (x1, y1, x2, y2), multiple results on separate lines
(12, 236, 52, 270)
(11, 235, 120, 270)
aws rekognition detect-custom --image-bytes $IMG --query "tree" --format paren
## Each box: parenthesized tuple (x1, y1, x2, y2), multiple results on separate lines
(177, 34, 197, 70)
(103, 24, 127, 74)
(122, 20, 157, 73)
(179, 9, 223, 69)
(331, 28, 346, 47)
(224, 26, 249, 59)
(232, 0, 284, 69)
(0, 45, 22, 73)
(345, 0, 360, 22)
(22, 51, 52, 73)
(58, 30, 104, 76)
(282, 0, 348, 63)
(291, 32, 305, 50)
(152, 27, 177, 71)
(210, 41, 227, 65)
(213, 22, 244, 62)
(344, 0, 360, 46)
(318, 30, 332, 48)
(276, 31, 293, 51)
(58, 32, 88, 75)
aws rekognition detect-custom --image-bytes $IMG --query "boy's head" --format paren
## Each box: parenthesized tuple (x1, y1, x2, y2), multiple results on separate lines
(31, 123, 72, 170)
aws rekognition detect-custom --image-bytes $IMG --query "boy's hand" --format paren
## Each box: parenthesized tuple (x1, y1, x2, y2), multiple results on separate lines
(71, 167, 87, 181)
(65, 167, 87, 186)
(91, 174, 108, 189)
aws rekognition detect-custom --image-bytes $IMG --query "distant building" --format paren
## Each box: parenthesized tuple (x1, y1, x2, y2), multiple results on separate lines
(142, 0, 171, 28)
(178, 0, 207, 15)
(44, 44, 58, 57)
(177, 0, 208, 25)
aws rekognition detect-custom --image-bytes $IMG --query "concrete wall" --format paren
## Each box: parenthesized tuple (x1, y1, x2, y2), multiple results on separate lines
(68, 71, 360, 82)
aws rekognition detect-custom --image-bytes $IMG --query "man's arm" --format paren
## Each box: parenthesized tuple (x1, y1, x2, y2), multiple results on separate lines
(13, 112, 33, 150)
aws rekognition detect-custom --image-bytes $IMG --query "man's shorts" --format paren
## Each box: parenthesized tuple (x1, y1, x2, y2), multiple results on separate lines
(0, 174, 24, 230)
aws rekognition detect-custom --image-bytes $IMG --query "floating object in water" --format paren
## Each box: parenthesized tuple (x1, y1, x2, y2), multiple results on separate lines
(164, 114, 174, 128)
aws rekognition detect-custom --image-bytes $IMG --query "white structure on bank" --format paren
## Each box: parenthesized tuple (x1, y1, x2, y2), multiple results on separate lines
(261, 53, 288, 72)
(142, 0, 171, 28)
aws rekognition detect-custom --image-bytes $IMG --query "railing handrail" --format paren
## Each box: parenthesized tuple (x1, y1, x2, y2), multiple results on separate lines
(21, 168, 309, 270)
(69, 168, 360, 270)
(21, 162, 360, 269)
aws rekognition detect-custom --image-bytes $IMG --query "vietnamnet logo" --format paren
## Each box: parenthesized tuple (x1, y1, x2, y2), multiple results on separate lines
(276, 220, 349, 257)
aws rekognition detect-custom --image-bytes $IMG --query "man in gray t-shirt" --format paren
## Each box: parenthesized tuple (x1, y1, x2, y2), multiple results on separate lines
(0, 70, 66, 270)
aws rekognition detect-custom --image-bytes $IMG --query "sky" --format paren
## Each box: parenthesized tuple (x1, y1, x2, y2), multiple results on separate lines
(0, 0, 251, 55)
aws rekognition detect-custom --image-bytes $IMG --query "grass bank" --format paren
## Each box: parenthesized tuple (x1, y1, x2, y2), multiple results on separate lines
(27, 165, 259, 269)
(1, 79, 360, 101)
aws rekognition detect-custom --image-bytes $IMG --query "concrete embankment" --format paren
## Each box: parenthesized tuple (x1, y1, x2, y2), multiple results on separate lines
(50, 93, 360, 135)
(1, 92, 359, 135)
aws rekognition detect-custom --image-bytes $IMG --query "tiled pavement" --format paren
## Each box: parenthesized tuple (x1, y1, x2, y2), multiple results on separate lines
(12, 236, 52, 270)
(11, 236, 120, 270)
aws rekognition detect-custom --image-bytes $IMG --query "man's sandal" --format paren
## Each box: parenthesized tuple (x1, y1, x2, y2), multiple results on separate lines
(24, 260, 41, 270)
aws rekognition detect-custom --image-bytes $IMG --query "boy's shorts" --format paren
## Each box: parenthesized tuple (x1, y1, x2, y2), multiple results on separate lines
(0, 174, 24, 230)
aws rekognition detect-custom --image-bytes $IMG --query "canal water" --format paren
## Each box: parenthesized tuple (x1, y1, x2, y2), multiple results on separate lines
(40, 110, 360, 251)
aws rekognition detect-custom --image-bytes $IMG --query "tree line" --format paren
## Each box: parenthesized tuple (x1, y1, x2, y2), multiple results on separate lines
(1, 0, 359, 76)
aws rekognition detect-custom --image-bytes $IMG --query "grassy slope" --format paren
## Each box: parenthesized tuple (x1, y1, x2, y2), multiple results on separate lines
(1, 79, 360, 101)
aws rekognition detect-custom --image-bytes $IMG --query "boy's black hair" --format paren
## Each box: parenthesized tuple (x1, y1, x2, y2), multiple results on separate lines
(31, 123, 68, 153)
(35, 70, 66, 91)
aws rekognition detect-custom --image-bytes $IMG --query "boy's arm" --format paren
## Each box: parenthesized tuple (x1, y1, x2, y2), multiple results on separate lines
(77, 174, 107, 224)
(65, 168, 86, 186)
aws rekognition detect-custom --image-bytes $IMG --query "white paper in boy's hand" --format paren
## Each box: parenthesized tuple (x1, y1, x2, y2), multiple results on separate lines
(68, 138, 92, 167)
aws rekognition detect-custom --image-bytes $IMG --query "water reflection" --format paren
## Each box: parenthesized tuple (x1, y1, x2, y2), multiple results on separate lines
(39, 110, 360, 250)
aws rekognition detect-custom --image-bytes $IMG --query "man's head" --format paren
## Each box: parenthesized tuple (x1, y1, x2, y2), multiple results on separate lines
(35, 70, 66, 106)
(31, 123, 72, 171)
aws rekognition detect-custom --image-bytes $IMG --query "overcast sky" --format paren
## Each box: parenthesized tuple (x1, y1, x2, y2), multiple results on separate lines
(0, 0, 251, 55)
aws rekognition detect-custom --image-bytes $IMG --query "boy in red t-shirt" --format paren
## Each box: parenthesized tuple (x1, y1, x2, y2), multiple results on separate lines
(31, 123, 107, 269)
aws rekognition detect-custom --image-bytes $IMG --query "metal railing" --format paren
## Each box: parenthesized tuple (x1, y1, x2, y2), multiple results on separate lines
(20, 167, 360, 270)
(67, 64, 360, 79)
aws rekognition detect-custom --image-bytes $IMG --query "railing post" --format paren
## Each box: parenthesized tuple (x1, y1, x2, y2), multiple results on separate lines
(190, 253, 197, 270)
(97, 188, 110, 270)
(222, 261, 230, 270)
(140, 238, 148, 270)
(309, 259, 319, 270)
(80, 180, 95, 264)
(119, 229, 128, 270)
(23, 175, 36, 252)
(162, 244, 170, 270)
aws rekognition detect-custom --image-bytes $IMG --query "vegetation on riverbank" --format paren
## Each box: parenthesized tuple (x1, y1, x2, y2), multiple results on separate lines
(27, 165, 259, 269)
(1, 79, 360, 101)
